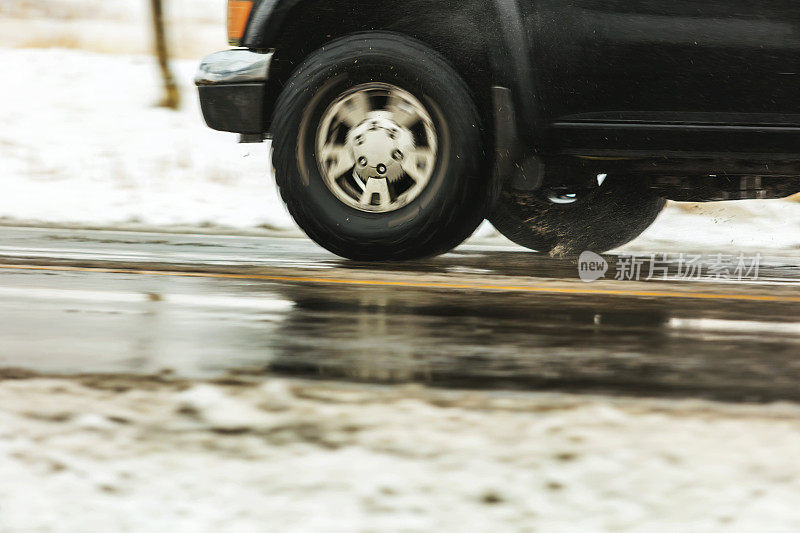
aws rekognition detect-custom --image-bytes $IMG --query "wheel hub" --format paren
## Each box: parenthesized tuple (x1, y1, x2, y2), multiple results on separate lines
(314, 83, 438, 213)
(347, 112, 415, 182)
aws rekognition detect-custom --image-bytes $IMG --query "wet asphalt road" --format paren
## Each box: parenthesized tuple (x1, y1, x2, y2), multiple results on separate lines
(1, 226, 800, 402)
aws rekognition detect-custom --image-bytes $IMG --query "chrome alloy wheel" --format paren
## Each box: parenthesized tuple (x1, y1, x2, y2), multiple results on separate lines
(315, 83, 439, 213)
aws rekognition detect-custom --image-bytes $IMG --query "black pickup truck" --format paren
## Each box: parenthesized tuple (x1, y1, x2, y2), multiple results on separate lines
(196, 0, 800, 260)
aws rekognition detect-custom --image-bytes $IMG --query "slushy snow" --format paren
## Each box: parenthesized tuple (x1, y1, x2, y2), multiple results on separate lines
(1, 377, 800, 532)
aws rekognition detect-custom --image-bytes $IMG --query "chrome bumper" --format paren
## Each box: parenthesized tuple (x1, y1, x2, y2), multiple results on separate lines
(195, 49, 273, 135)
(195, 49, 272, 86)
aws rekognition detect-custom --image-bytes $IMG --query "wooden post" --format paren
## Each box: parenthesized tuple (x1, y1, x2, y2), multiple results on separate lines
(150, 0, 180, 109)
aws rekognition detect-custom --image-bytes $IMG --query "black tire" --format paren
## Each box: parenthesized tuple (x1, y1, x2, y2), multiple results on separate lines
(490, 177, 666, 256)
(271, 32, 494, 261)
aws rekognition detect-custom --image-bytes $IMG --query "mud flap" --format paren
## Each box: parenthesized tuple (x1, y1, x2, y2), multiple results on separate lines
(492, 86, 544, 192)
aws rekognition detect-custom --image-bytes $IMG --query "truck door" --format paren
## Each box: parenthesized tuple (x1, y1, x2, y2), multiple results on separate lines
(523, 0, 800, 147)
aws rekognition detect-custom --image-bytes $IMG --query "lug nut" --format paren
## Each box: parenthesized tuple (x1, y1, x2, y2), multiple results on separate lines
(358, 157, 368, 167)
(392, 150, 403, 161)
(376, 164, 387, 175)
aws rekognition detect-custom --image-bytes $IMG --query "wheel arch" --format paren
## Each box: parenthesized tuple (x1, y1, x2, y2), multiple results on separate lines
(242, 0, 538, 139)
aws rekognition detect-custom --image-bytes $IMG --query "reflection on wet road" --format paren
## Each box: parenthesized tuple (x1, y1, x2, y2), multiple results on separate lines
(0, 227, 799, 402)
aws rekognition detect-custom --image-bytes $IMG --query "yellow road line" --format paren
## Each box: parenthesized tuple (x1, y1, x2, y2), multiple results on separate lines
(0, 263, 799, 303)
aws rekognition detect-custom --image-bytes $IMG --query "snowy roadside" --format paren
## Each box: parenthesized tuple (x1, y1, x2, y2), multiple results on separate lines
(0, 0, 226, 59)
(2, 45, 800, 252)
(1, 375, 799, 532)
(1, 48, 295, 234)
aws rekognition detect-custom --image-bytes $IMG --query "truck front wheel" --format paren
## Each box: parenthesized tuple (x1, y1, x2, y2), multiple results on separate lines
(271, 32, 494, 261)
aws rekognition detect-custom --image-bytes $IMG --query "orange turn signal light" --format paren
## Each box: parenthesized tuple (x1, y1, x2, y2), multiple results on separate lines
(228, 0, 253, 46)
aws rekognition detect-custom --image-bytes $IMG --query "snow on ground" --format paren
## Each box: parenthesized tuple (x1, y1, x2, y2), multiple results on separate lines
(1, 47, 295, 234)
(626, 200, 800, 255)
(2, 33, 800, 250)
(1, 376, 800, 532)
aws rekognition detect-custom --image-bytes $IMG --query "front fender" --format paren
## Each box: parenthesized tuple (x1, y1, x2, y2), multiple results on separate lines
(242, 0, 304, 47)
(242, 0, 541, 145)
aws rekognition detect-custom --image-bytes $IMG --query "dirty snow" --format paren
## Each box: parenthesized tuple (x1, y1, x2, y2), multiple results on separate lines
(1, 376, 800, 532)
